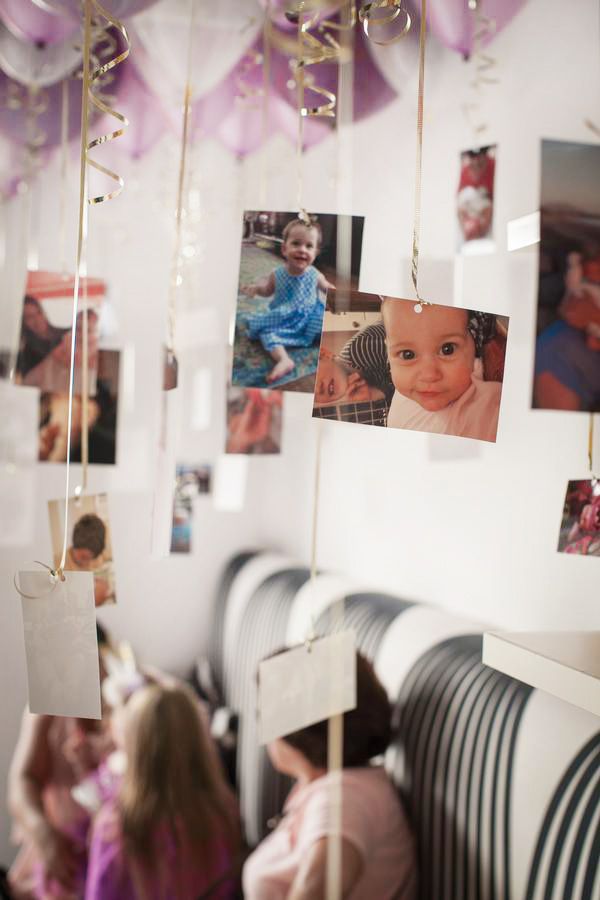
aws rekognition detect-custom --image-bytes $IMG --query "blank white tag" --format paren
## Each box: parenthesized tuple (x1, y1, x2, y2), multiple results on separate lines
(18, 570, 101, 719)
(507, 211, 540, 251)
(258, 631, 357, 745)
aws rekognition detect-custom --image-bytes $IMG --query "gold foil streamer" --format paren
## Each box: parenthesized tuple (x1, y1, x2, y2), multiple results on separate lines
(86, 0, 130, 204)
(589, 413, 596, 476)
(359, 0, 411, 45)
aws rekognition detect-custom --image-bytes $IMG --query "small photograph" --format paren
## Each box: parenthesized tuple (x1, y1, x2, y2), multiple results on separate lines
(163, 346, 178, 391)
(38, 349, 120, 464)
(15, 270, 106, 394)
(557, 479, 600, 557)
(313, 293, 509, 442)
(533, 139, 600, 412)
(48, 492, 116, 607)
(226, 387, 283, 454)
(170, 464, 212, 554)
(232, 210, 365, 392)
(457, 145, 496, 252)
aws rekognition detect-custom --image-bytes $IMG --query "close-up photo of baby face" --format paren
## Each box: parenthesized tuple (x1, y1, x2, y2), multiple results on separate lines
(383, 301, 476, 411)
(281, 224, 320, 275)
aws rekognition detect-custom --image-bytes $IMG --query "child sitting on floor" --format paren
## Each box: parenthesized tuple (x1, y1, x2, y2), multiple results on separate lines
(382, 298, 502, 442)
(242, 218, 335, 384)
(85, 682, 240, 900)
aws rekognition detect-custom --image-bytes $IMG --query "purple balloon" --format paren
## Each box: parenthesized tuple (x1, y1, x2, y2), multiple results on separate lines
(257, 0, 344, 31)
(32, 0, 161, 20)
(0, 0, 77, 45)
(421, 0, 527, 58)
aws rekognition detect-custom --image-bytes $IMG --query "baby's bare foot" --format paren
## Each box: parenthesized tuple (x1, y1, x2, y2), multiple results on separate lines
(267, 358, 295, 383)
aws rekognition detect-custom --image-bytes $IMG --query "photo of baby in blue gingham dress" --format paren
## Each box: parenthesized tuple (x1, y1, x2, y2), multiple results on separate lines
(241, 217, 335, 385)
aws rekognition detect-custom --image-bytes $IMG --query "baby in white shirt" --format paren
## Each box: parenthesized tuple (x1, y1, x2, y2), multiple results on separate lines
(382, 298, 502, 442)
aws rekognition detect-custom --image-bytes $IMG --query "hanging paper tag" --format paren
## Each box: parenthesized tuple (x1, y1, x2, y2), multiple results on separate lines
(212, 455, 248, 512)
(258, 630, 357, 745)
(18, 570, 102, 719)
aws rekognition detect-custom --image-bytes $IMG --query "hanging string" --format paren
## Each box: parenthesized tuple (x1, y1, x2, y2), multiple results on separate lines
(411, 0, 427, 307)
(166, 0, 196, 364)
(59, 78, 70, 274)
(589, 413, 596, 477)
(57, 0, 93, 572)
(259, 4, 272, 208)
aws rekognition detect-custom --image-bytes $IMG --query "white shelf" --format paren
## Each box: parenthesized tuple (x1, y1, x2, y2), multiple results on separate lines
(482, 631, 600, 719)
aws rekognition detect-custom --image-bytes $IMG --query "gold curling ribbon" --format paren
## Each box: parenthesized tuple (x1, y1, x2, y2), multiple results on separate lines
(259, 6, 272, 207)
(462, 0, 498, 137)
(86, 0, 130, 205)
(359, 0, 411, 45)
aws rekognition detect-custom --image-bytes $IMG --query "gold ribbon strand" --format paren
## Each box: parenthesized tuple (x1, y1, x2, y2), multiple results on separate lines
(411, 0, 427, 307)
(589, 413, 596, 477)
(166, 0, 197, 364)
(462, 0, 498, 138)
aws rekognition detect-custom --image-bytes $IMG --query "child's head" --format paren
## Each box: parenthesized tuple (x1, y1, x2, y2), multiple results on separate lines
(118, 682, 238, 866)
(22, 296, 50, 338)
(71, 513, 106, 566)
(281, 218, 322, 275)
(382, 299, 495, 411)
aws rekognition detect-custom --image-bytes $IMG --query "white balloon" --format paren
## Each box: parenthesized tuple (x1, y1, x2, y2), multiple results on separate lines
(0, 20, 81, 87)
(130, 0, 264, 108)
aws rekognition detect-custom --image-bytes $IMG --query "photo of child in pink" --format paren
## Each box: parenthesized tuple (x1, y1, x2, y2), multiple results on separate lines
(383, 299, 505, 442)
(241, 218, 335, 384)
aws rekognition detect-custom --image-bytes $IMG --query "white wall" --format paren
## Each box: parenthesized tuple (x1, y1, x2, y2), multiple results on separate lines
(1, 0, 599, 867)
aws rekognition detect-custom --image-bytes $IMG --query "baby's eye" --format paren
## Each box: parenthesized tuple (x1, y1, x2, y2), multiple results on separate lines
(396, 349, 415, 361)
(440, 343, 457, 356)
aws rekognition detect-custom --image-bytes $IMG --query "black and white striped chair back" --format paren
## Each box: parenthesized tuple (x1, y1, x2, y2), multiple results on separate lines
(211, 555, 600, 899)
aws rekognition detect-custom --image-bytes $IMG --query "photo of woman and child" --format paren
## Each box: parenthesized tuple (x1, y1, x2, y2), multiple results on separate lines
(313, 292, 509, 442)
(457, 145, 496, 251)
(48, 494, 116, 607)
(533, 139, 600, 412)
(15, 271, 106, 395)
(232, 210, 364, 391)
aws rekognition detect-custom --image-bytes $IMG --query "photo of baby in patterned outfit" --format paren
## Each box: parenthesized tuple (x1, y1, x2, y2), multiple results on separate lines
(232, 210, 364, 392)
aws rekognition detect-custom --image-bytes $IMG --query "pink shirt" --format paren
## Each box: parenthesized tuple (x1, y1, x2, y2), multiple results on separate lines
(243, 767, 417, 900)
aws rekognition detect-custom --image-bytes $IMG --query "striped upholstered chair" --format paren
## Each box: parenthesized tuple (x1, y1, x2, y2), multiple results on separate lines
(208, 552, 600, 900)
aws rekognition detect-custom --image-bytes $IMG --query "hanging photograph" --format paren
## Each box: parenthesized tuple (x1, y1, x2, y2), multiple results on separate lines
(38, 348, 120, 464)
(557, 479, 600, 557)
(533, 140, 600, 412)
(457, 145, 496, 253)
(231, 210, 365, 392)
(226, 387, 283, 454)
(15, 270, 106, 395)
(170, 463, 212, 554)
(313, 292, 509, 442)
(48, 493, 116, 607)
